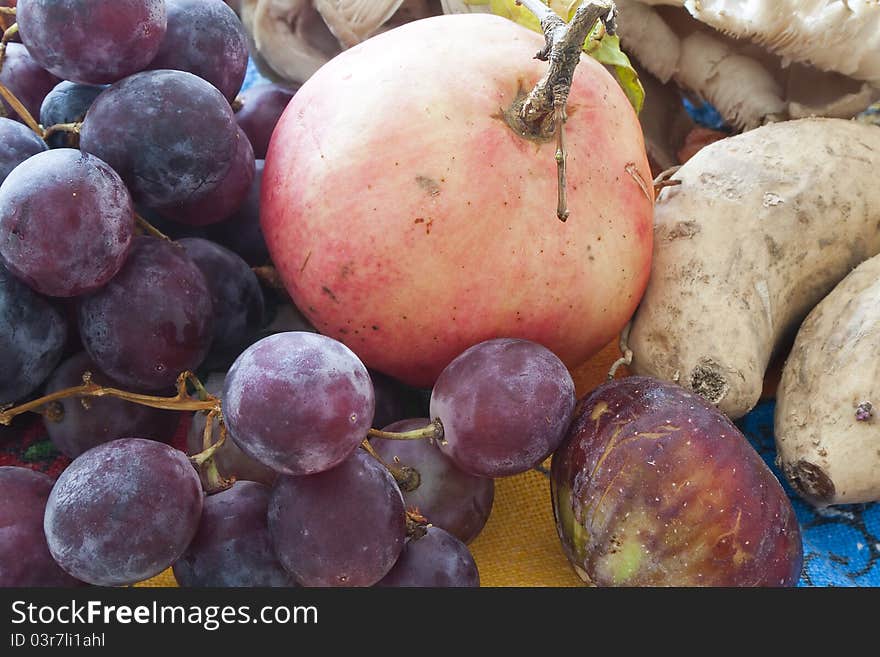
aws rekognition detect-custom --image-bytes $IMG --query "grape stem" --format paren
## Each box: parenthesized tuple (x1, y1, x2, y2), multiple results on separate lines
(367, 419, 444, 444)
(0, 370, 220, 426)
(0, 22, 17, 72)
(0, 78, 44, 137)
(361, 439, 421, 492)
(42, 121, 81, 141)
(405, 509, 430, 540)
(191, 407, 236, 494)
(512, 0, 617, 221)
(134, 213, 172, 241)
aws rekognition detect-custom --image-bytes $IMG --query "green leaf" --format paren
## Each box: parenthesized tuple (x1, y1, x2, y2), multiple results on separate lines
(23, 440, 59, 462)
(586, 34, 645, 114)
(472, 0, 644, 113)
(484, 0, 541, 32)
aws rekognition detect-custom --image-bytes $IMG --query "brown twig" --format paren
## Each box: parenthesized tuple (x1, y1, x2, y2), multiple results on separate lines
(514, 1, 617, 221)
(361, 439, 421, 492)
(42, 121, 81, 140)
(0, 370, 219, 426)
(134, 213, 172, 241)
(367, 419, 444, 444)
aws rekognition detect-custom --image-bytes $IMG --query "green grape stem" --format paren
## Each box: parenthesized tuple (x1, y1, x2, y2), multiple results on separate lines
(367, 419, 444, 444)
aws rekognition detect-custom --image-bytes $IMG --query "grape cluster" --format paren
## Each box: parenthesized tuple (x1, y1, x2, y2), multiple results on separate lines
(0, 0, 580, 589)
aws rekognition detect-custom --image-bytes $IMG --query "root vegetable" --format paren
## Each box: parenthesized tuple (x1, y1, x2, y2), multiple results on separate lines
(776, 253, 880, 506)
(629, 118, 880, 419)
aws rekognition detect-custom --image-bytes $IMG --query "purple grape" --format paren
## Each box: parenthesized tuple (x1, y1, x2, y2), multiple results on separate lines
(0, 117, 46, 186)
(42, 352, 179, 458)
(149, 0, 248, 102)
(235, 83, 297, 159)
(0, 149, 134, 297)
(158, 127, 255, 226)
(0, 265, 66, 405)
(39, 81, 105, 148)
(174, 481, 295, 587)
(371, 371, 428, 429)
(44, 438, 203, 586)
(186, 373, 277, 487)
(372, 419, 494, 544)
(0, 43, 60, 123)
(16, 0, 167, 84)
(179, 238, 264, 354)
(77, 236, 214, 391)
(224, 332, 374, 475)
(269, 451, 405, 586)
(430, 338, 576, 478)
(205, 159, 268, 265)
(0, 467, 82, 586)
(80, 70, 238, 209)
(376, 526, 479, 588)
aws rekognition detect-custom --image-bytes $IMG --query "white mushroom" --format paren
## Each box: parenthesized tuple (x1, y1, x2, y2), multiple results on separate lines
(614, 0, 880, 128)
(241, 0, 341, 83)
(313, 1, 406, 49)
(236, 0, 441, 84)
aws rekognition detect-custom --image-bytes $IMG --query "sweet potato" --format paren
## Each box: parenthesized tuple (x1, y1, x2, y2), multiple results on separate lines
(629, 118, 880, 418)
(776, 253, 880, 505)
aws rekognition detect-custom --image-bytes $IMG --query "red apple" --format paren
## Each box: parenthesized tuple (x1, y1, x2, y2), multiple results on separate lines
(263, 14, 653, 386)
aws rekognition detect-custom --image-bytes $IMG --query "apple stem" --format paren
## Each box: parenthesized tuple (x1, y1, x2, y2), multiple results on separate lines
(367, 419, 444, 444)
(514, 0, 617, 221)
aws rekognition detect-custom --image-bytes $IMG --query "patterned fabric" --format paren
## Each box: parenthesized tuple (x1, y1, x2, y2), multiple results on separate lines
(739, 404, 880, 587)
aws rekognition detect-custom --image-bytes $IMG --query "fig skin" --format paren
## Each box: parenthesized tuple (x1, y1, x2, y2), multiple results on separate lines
(551, 376, 803, 587)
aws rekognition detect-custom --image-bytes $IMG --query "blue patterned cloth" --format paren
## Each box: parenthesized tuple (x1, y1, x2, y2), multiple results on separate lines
(739, 403, 880, 587)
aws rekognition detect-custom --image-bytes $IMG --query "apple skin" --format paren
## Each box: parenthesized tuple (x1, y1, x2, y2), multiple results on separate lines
(263, 14, 653, 386)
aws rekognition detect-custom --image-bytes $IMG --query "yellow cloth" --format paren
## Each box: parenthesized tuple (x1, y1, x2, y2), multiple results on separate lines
(136, 343, 625, 587)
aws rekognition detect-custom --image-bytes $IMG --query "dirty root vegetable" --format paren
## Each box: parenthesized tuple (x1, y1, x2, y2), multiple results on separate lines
(629, 118, 880, 419)
(552, 376, 803, 587)
(263, 9, 653, 387)
(776, 253, 880, 506)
